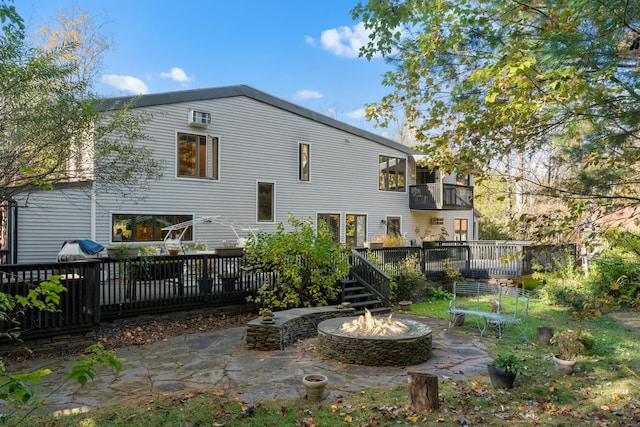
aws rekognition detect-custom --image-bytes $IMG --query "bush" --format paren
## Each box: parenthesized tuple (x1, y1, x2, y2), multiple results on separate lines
(390, 254, 425, 302)
(244, 215, 351, 312)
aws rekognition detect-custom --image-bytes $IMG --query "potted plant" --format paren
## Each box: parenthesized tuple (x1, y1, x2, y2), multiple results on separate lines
(221, 272, 239, 292)
(550, 329, 594, 374)
(451, 304, 467, 327)
(487, 353, 522, 389)
(107, 244, 140, 260)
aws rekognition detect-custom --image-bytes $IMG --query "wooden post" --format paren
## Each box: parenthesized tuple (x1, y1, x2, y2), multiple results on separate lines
(408, 372, 439, 412)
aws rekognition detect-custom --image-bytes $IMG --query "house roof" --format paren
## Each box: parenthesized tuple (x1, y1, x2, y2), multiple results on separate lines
(98, 84, 414, 155)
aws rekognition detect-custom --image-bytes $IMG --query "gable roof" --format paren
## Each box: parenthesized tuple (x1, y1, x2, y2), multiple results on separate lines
(98, 84, 414, 154)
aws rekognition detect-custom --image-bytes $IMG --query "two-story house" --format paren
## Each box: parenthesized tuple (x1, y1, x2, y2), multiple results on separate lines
(5, 85, 476, 263)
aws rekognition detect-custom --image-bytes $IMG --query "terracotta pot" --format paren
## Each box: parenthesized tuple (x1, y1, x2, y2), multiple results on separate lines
(302, 374, 328, 401)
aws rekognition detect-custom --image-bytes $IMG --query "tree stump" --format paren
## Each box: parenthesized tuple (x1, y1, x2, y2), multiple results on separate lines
(408, 372, 439, 412)
(537, 326, 554, 345)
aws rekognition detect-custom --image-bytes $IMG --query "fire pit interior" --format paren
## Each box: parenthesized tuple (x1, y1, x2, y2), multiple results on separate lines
(317, 310, 432, 366)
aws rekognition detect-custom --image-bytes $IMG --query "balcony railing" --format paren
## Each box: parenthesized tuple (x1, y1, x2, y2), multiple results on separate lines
(409, 184, 474, 210)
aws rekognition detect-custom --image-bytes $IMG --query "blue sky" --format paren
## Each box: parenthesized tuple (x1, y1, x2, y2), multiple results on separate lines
(16, 1, 394, 134)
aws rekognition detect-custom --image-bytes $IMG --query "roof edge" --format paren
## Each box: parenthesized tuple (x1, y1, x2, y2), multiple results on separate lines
(97, 85, 414, 154)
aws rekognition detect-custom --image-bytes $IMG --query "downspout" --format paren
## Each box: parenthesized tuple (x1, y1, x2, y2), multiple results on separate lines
(7, 198, 17, 264)
(90, 182, 97, 241)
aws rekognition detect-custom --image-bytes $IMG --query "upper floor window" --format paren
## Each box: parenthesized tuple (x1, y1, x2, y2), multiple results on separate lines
(379, 155, 406, 191)
(112, 214, 193, 243)
(299, 143, 310, 181)
(177, 132, 219, 179)
(257, 181, 275, 222)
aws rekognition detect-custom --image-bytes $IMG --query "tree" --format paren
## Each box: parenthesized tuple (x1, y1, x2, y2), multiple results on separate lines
(352, 0, 640, 241)
(0, 1, 161, 209)
(244, 215, 351, 312)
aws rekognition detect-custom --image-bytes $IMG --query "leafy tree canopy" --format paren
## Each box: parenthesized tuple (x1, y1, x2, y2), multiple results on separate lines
(0, 1, 161, 206)
(353, 0, 640, 240)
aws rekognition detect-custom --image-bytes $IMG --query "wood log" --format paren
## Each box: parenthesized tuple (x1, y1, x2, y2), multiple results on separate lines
(408, 372, 439, 412)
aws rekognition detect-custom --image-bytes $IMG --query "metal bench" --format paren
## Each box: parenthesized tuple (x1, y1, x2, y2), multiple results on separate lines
(448, 281, 531, 341)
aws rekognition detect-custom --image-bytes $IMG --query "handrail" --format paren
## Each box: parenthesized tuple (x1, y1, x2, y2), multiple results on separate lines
(349, 248, 391, 307)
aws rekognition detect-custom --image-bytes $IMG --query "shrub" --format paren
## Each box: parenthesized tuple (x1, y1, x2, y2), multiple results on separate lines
(244, 215, 351, 311)
(390, 254, 425, 302)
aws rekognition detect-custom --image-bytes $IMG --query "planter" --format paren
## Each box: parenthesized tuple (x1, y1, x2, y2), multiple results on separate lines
(221, 276, 238, 292)
(537, 326, 554, 345)
(199, 278, 213, 295)
(452, 312, 466, 327)
(214, 247, 244, 257)
(552, 355, 577, 375)
(107, 246, 139, 260)
(302, 374, 328, 401)
(398, 301, 412, 311)
(168, 249, 180, 256)
(422, 241, 436, 249)
(364, 241, 383, 249)
(487, 364, 516, 389)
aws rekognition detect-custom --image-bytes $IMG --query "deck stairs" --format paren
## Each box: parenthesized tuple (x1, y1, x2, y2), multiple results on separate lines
(340, 277, 391, 315)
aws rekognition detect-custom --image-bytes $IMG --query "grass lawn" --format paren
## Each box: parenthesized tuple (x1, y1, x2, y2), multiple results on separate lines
(28, 297, 640, 426)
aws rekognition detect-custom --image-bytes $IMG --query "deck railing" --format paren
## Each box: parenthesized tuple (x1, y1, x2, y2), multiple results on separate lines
(0, 241, 574, 341)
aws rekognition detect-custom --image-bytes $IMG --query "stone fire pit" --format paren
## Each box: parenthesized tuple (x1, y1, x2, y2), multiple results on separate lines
(316, 316, 433, 366)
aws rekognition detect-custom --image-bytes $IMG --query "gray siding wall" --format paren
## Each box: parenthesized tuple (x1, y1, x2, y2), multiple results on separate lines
(13, 94, 475, 262)
(14, 184, 92, 263)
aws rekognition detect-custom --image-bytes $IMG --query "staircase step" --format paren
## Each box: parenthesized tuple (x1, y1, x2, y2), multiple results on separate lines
(343, 292, 376, 301)
(343, 285, 367, 293)
(348, 299, 382, 308)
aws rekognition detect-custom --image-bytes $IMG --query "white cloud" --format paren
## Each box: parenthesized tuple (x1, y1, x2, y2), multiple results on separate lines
(320, 22, 371, 58)
(101, 74, 149, 94)
(304, 35, 315, 46)
(326, 107, 337, 118)
(293, 89, 323, 100)
(160, 67, 193, 82)
(346, 108, 366, 120)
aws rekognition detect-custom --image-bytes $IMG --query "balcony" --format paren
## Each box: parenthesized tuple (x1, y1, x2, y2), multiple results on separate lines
(409, 184, 474, 210)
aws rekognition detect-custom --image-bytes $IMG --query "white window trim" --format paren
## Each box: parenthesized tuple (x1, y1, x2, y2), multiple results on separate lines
(298, 141, 310, 183)
(174, 130, 220, 181)
(256, 180, 276, 223)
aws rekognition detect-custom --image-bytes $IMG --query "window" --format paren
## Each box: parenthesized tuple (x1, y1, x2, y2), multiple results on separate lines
(177, 132, 219, 179)
(346, 214, 367, 248)
(386, 216, 401, 237)
(299, 143, 310, 181)
(112, 214, 193, 243)
(257, 181, 275, 222)
(317, 213, 340, 243)
(454, 218, 468, 241)
(379, 155, 406, 191)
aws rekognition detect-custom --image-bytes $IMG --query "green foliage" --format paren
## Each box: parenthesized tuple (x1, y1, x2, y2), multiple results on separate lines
(550, 329, 595, 360)
(0, 3, 162, 208)
(389, 254, 425, 303)
(442, 259, 463, 290)
(244, 215, 351, 311)
(424, 286, 453, 302)
(0, 272, 123, 424)
(352, 0, 640, 241)
(65, 345, 123, 386)
(493, 353, 522, 375)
